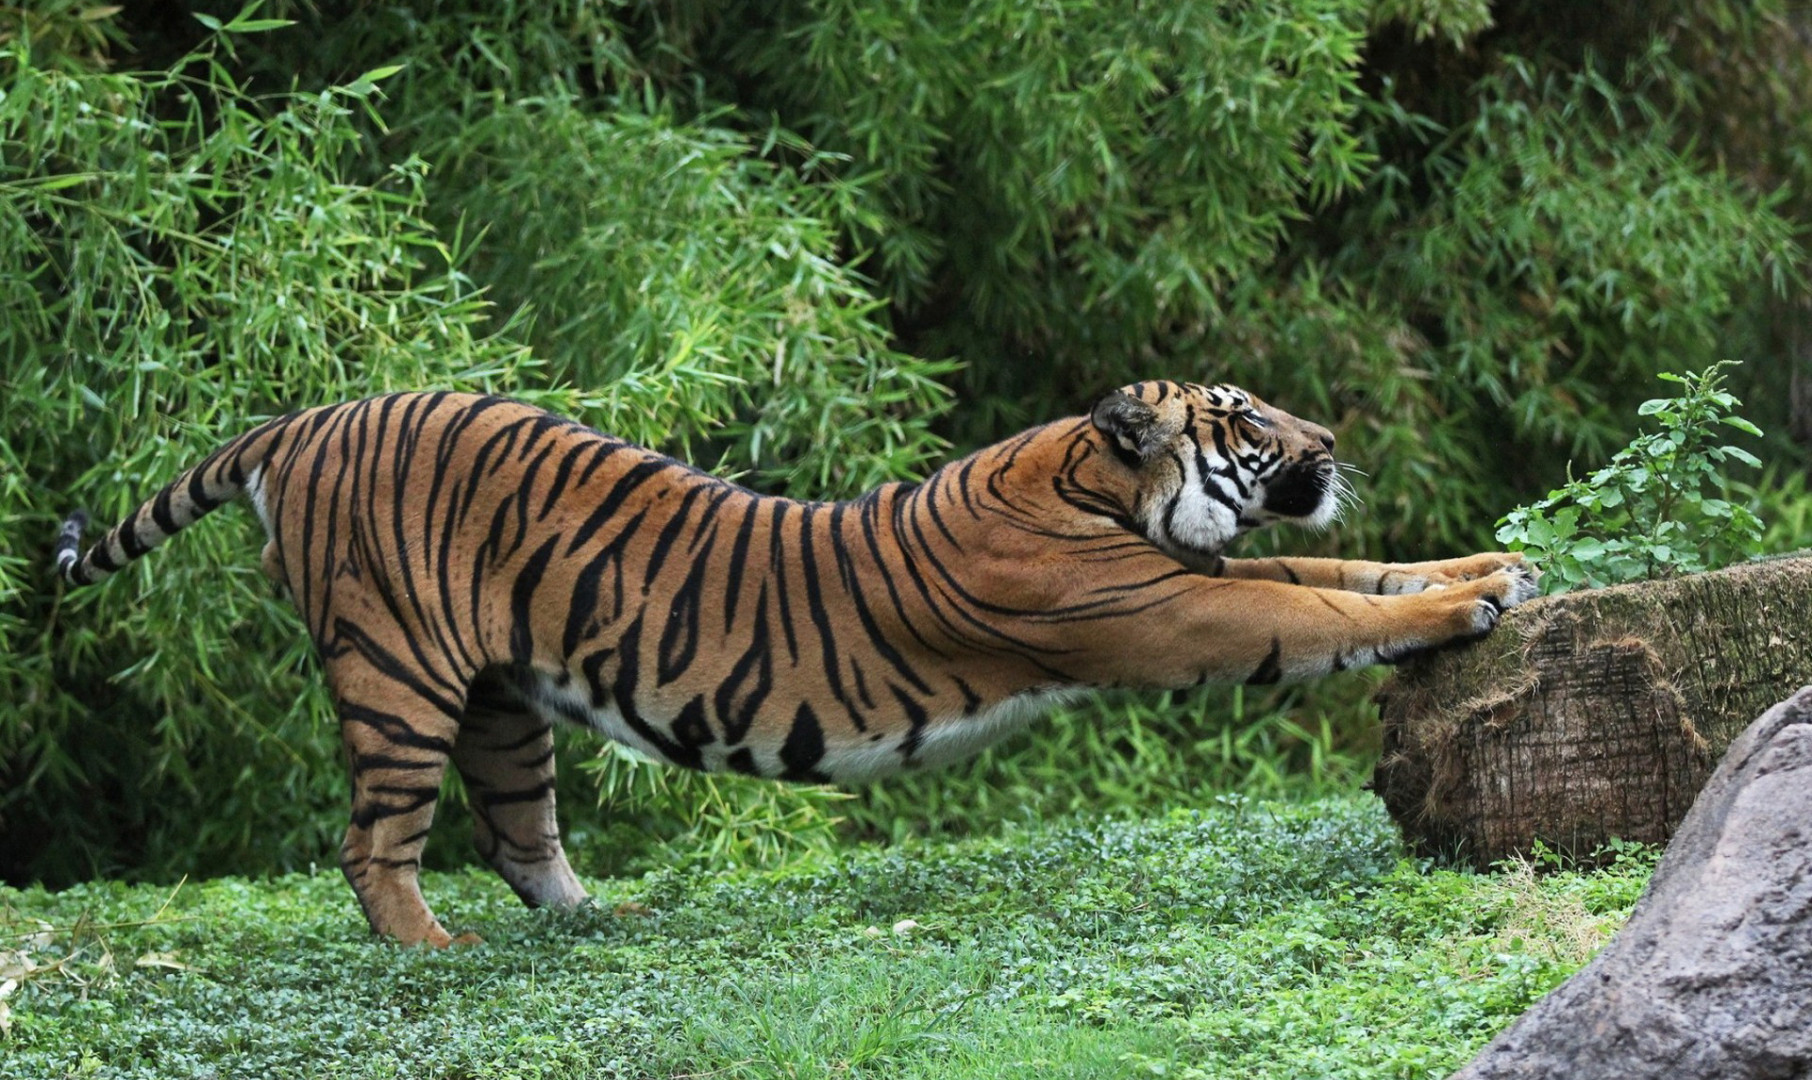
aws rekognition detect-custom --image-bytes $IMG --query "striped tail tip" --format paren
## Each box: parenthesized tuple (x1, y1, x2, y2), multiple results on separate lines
(54, 510, 90, 583)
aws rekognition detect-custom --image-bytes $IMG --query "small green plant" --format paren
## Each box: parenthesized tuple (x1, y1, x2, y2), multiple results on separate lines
(1495, 362, 1764, 593)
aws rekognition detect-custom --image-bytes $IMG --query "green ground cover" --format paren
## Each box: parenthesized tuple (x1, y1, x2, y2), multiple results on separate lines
(1, 794, 1653, 1079)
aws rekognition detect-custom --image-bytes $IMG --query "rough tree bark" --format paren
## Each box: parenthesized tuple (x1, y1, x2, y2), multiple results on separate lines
(1373, 555, 1812, 866)
(1448, 685, 1812, 1080)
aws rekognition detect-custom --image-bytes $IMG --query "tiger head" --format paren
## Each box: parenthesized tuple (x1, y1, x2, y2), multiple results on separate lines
(1089, 380, 1349, 566)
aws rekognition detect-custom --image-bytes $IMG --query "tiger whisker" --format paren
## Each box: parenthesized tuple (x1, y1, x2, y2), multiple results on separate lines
(1326, 466, 1363, 524)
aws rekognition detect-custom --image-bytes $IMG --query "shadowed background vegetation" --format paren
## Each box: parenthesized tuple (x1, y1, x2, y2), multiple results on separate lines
(2, 0, 1808, 886)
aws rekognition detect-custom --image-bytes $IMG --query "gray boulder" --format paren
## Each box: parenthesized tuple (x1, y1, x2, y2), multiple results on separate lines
(1451, 684, 1812, 1080)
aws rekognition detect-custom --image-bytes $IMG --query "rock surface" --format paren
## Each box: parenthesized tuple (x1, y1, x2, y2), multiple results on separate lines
(1450, 685, 1812, 1080)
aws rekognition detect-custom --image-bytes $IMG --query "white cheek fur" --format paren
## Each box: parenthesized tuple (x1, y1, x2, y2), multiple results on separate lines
(1143, 452, 1243, 555)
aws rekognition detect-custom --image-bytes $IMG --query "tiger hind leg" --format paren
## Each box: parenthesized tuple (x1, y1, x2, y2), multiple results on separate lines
(454, 678, 588, 912)
(330, 656, 469, 948)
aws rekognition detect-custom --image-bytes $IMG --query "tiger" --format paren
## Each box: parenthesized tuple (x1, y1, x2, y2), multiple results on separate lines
(53, 380, 1535, 947)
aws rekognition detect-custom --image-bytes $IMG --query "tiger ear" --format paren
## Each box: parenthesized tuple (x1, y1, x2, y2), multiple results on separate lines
(1090, 391, 1165, 464)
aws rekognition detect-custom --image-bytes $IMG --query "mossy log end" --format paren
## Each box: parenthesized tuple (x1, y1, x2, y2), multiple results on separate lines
(1373, 555, 1812, 867)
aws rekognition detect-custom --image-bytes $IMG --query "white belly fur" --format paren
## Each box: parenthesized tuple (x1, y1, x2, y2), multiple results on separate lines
(519, 670, 1076, 783)
(887, 689, 1081, 775)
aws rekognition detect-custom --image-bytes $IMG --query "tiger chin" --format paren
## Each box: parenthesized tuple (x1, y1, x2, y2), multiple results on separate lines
(53, 380, 1536, 947)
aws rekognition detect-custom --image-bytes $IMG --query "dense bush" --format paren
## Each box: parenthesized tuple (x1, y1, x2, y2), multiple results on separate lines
(2, 0, 1808, 885)
(0, 17, 947, 882)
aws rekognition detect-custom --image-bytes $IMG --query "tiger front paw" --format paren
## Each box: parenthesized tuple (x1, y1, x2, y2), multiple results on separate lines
(1424, 550, 1530, 588)
(1460, 565, 1540, 636)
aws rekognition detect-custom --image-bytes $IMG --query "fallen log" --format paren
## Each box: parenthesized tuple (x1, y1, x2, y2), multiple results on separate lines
(1374, 554, 1812, 866)
(1448, 684, 1812, 1079)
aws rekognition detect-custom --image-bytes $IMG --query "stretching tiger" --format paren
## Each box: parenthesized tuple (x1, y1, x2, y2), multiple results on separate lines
(54, 381, 1535, 946)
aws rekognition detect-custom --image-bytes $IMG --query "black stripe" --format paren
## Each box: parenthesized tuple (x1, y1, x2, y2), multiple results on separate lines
(508, 535, 561, 664)
(339, 701, 455, 754)
(671, 696, 715, 753)
(953, 676, 981, 714)
(574, 440, 621, 488)
(831, 501, 933, 694)
(857, 492, 947, 658)
(657, 551, 709, 685)
(1245, 636, 1284, 685)
(187, 462, 222, 513)
(642, 483, 712, 590)
(473, 722, 553, 754)
(562, 507, 651, 657)
(796, 504, 861, 730)
(565, 458, 669, 556)
(119, 518, 151, 559)
(150, 487, 180, 534)
(88, 543, 120, 573)
(722, 499, 761, 629)
(478, 781, 556, 807)
(456, 417, 528, 526)
(778, 702, 829, 782)
(507, 440, 557, 557)
(330, 617, 465, 720)
(610, 614, 703, 771)
(539, 441, 595, 520)
(891, 684, 931, 761)
(767, 501, 799, 662)
(350, 752, 444, 772)
(713, 586, 773, 745)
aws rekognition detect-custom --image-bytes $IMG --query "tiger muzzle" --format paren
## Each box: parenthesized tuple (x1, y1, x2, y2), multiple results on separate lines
(1262, 461, 1333, 520)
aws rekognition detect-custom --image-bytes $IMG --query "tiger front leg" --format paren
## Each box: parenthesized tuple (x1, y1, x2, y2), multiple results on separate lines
(1217, 551, 1532, 596)
(1078, 567, 1539, 689)
(454, 693, 589, 912)
(1382, 550, 1532, 592)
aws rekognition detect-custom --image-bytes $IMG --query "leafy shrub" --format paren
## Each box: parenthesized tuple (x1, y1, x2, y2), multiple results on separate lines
(1495, 363, 1766, 591)
(841, 683, 1378, 848)
(661, 0, 1807, 543)
(0, 19, 947, 885)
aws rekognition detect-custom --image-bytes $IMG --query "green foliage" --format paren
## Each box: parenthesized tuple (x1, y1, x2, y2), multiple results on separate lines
(0, 795, 1657, 1078)
(432, 99, 956, 495)
(1369, 0, 1495, 47)
(662, 0, 1807, 530)
(0, 32, 536, 884)
(717, 0, 1374, 345)
(1496, 363, 1766, 591)
(842, 685, 1374, 847)
(0, 17, 947, 885)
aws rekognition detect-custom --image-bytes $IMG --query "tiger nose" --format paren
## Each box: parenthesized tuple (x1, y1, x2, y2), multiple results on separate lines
(1309, 424, 1336, 452)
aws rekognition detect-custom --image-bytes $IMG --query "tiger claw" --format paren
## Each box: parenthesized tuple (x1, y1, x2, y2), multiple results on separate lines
(1500, 563, 1540, 606)
(1465, 567, 1540, 635)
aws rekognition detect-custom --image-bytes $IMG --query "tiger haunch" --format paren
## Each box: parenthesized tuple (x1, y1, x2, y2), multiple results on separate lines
(54, 381, 1535, 946)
